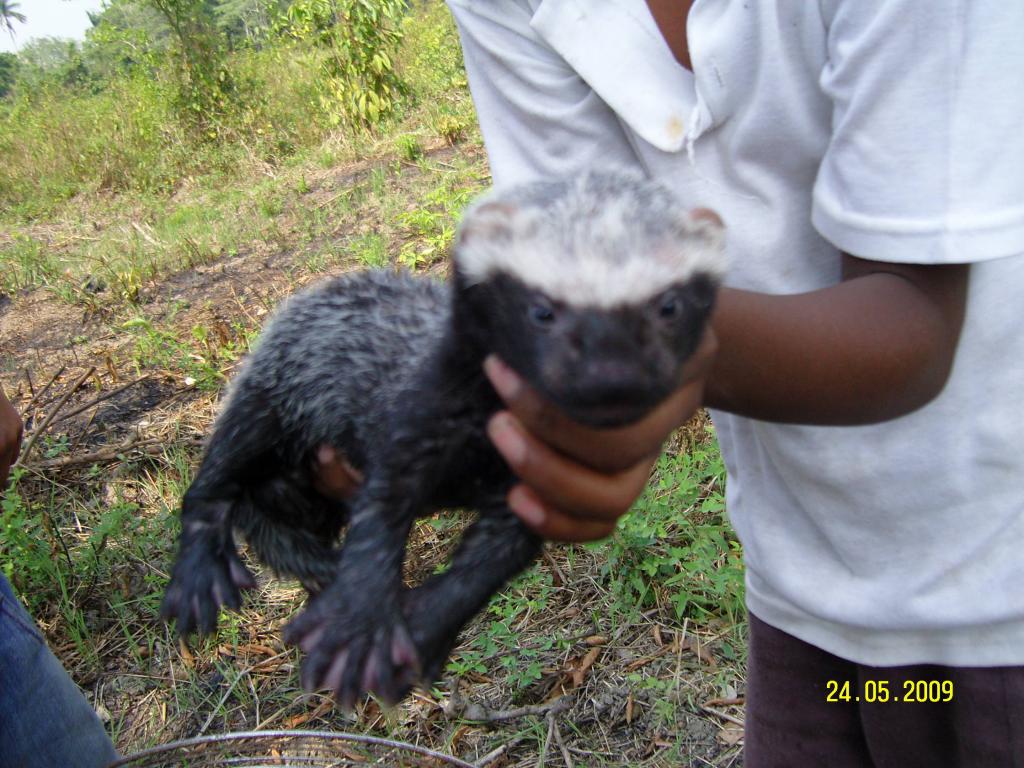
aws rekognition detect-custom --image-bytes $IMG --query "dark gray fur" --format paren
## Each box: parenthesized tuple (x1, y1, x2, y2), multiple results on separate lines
(161, 169, 725, 708)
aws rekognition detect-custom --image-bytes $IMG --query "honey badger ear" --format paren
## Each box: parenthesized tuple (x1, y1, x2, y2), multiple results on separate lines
(456, 201, 520, 247)
(669, 206, 727, 276)
(680, 207, 725, 246)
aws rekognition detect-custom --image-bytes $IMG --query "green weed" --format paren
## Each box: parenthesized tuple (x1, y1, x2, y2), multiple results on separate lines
(446, 568, 560, 693)
(347, 233, 389, 268)
(395, 133, 424, 162)
(0, 235, 61, 293)
(125, 316, 246, 391)
(597, 433, 744, 625)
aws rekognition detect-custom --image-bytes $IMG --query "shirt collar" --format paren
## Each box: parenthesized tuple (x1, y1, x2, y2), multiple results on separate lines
(530, 0, 704, 153)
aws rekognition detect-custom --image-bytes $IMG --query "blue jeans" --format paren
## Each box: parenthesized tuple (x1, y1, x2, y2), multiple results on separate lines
(0, 573, 119, 767)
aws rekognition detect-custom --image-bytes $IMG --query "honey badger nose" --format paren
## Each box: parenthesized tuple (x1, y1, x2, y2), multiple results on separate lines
(575, 359, 651, 403)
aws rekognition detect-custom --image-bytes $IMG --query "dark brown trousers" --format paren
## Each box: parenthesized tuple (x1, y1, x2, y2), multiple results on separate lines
(744, 612, 1024, 767)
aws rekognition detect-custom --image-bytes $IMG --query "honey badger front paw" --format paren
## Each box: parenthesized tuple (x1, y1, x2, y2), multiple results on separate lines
(161, 537, 257, 636)
(284, 597, 421, 709)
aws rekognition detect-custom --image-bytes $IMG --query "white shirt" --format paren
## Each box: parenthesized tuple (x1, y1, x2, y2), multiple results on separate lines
(448, 0, 1024, 666)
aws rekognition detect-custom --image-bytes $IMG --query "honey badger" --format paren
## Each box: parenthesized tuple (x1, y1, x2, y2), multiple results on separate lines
(161, 169, 726, 707)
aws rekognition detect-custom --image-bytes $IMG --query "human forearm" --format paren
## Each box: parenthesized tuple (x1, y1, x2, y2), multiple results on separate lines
(705, 257, 968, 425)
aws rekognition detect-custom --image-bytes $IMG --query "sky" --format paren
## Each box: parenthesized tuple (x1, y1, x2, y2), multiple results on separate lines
(1, 0, 106, 54)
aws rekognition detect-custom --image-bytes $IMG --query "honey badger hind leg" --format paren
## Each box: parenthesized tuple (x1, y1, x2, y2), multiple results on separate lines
(160, 495, 257, 637)
(402, 500, 542, 687)
(232, 474, 348, 596)
(161, 390, 280, 637)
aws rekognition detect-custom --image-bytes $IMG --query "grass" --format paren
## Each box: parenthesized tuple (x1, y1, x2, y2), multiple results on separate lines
(0, 3, 746, 765)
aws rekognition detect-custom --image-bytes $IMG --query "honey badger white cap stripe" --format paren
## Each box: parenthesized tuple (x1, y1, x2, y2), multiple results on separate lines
(454, 169, 727, 309)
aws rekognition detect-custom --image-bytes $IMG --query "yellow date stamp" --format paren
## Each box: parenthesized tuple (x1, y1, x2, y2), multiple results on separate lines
(826, 679, 953, 703)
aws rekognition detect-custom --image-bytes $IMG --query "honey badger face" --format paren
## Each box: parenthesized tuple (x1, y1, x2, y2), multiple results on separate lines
(460, 270, 717, 427)
(454, 169, 727, 428)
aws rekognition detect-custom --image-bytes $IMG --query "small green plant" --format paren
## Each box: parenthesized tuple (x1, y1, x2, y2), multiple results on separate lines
(125, 316, 243, 390)
(1, 470, 58, 612)
(396, 175, 478, 268)
(395, 133, 424, 162)
(434, 115, 467, 146)
(446, 568, 558, 693)
(0, 235, 60, 293)
(347, 233, 389, 268)
(596, 434, 744, 625)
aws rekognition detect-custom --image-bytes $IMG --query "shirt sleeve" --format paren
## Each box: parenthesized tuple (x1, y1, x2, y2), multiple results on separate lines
(446, 0, 641, 187)
(811, 1, 1024, 265)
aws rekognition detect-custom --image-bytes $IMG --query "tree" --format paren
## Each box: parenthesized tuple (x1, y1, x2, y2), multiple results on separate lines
(15, 37, 91, 91)
(0, 51, 17, 96)
(0, 0, 26, 40)
(146, 0, 235, 132)
(283, 0, 407, 128)
(214, 0, 283, 45)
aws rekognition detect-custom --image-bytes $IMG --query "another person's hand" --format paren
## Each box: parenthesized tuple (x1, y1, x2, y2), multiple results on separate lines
(485, 330, 717, 542)
(1, 390, 24, 488)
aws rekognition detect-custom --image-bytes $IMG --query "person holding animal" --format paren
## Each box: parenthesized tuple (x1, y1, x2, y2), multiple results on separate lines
(417, 1, 1023, 765)
(0, 389, 120, 766)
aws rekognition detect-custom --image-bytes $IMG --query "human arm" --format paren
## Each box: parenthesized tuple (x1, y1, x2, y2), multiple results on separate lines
(707, 255, 968, 424)
(486, 256, 967, 540)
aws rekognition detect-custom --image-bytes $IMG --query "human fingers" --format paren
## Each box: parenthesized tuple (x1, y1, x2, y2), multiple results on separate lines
(487, 411, 656, 538)
(483, 330, 715, 474)
(506, 485, 620, 542)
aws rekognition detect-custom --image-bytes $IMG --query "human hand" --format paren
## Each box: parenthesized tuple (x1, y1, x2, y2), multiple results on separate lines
(484, 330, 717, 542)
(311, 444, 365, 501)
(1, 390, 24, 488)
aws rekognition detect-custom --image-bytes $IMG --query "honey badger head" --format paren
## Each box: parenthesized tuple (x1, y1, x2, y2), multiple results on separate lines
(453, 169, 727, 428)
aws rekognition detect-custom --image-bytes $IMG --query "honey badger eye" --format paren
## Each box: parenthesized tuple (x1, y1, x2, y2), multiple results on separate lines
(659, 292, 679, 318)
(529, 302, 556, 325)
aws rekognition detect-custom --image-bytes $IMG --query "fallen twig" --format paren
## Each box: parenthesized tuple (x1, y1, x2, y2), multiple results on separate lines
(701, 705, 745, 728)
(22, 364, 66, 414)
(15, 366, 95, 466)
(50, 375, 151, 426)
(478, 737, 527, 767)
(33, 436, 204, 470)
(445, 691, 572, 724)
(549, 708, 574, 768)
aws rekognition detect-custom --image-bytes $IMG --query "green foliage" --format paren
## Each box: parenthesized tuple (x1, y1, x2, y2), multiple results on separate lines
(446, 569, 559, 693)
(397, 0, 465, 101)
(1, 469, 143, 618)
(0, 52, 16, 97)
(597, 435, 745, 624)
(434, 114, 467, 145)
(1, 470, 58, 611)
(125, 315, 247, 390)
(0, 72, 185, 213)
(214, 0, 282, 44)
(283, 0, 407, 128)
(0, 235, 60, 293)
(82, 5, 166, 83)
(0, 2, 464, 216)
(395, 132, 423, 162)
(147, 0, 238, 134)
(11, 37, 97, 92)
(397, 174, 475, 268)
(347, 232, 389, 267)
(397, 0, 473, 139)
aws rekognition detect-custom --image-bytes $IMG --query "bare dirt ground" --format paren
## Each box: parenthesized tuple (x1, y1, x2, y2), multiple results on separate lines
(0, 146, 745, 767)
